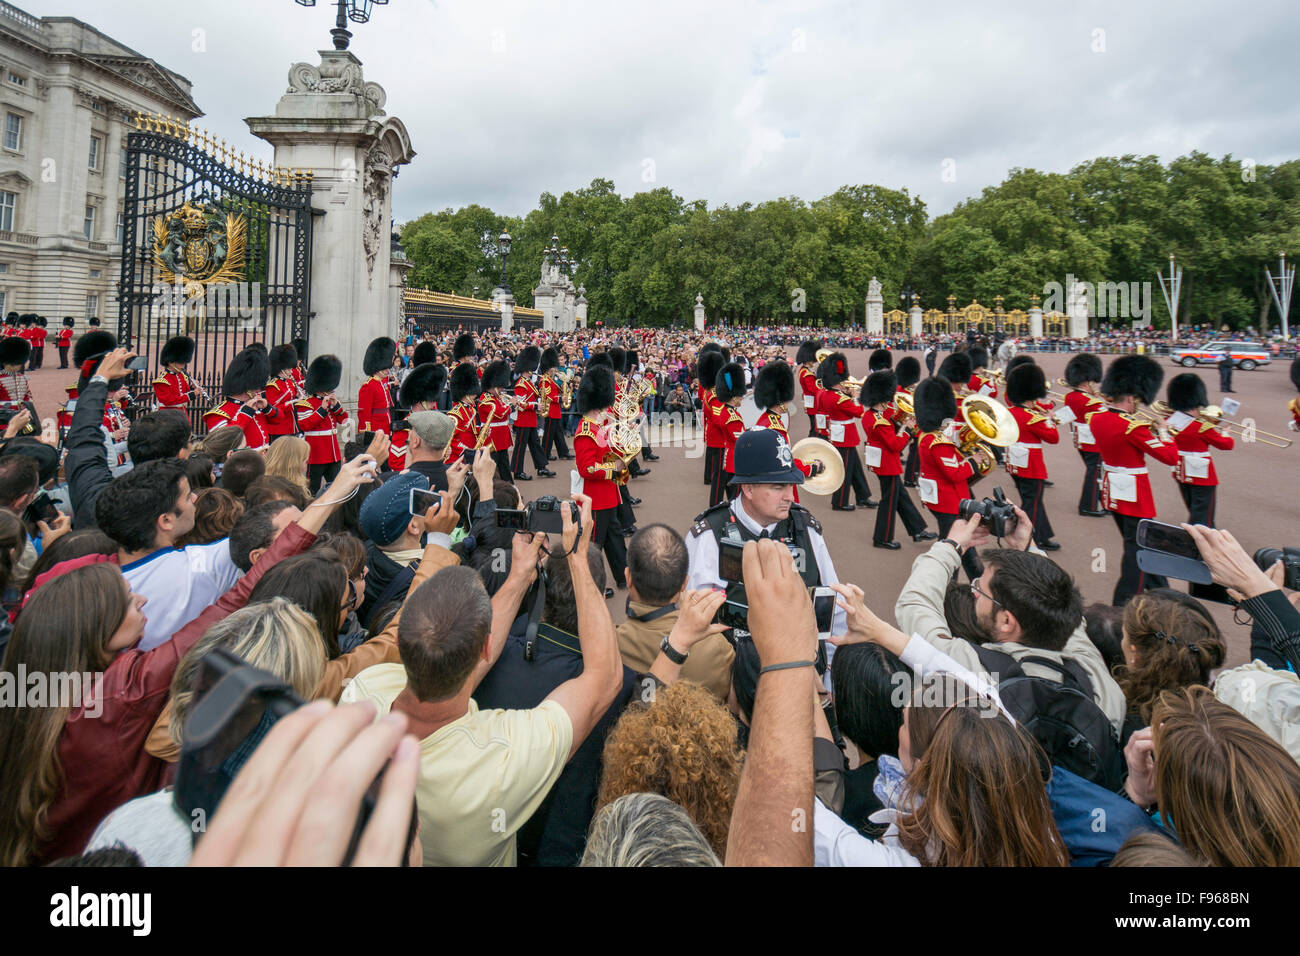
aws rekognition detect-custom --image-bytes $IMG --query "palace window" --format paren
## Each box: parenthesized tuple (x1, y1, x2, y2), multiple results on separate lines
(0, 191, 15, 231)
(83, 205, 96, 240)
(89, 135, 101, 170)
(3, 113, 21, 151)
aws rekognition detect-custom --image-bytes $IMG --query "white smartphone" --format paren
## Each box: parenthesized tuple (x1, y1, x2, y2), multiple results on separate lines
(409, 487, 442, 516)
(810, 586, 836, 639)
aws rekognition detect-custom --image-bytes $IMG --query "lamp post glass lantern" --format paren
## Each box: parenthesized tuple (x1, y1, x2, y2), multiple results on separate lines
(497, 232, 512, 294)
(294, 0, 389, 51)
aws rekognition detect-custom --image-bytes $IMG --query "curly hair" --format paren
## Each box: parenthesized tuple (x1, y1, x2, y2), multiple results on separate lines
(596, 680, 743, 859)
(1116, 589, 1225, 724)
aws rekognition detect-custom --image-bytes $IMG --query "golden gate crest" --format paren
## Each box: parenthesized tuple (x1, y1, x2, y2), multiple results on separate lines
(152, 201, 247, 298)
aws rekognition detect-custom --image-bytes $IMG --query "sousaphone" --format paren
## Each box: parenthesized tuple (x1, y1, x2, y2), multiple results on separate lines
(790, 437, 843, 495)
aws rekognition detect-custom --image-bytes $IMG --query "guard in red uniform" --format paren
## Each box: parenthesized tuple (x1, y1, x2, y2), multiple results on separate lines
(796, 339, 823, 438)
(1092, 355, 1180, 606)
(394, 360, 448, 472)
(290, 338, 308, 392)
(711, 362, 747, 506)
(1004, 363, 1061, 550)
(967, 345, 996, 398)
(56, 317, 74, 368)
(1290, 357, 1300, 433)
(697, 347, 726, 487)
(294, 354, 348, 494)
(477, 360, 515, 482)
(538, 347, 570, 461)
(30, 317, 47, 370)
(1165, 372, 1233, 527)
(151, 335, 202, 421)
(446, 361, 481, 466)
(204, 347, 271, 453)
(816, 351, 874, 512)
(1, 312, 13, 337)
(914, 377, 984, 581)
(357, 336, 397, 437)
(0, 336, 34, 437)
(1056, 353, 1107, 516)
(863, 370, 931, 549)
(573, 364, 627, 582)
(753, 361, 820, 504)
(510, 345, 551, 480)
(264, 344, 303, 441)
(896, 356, 923, 487)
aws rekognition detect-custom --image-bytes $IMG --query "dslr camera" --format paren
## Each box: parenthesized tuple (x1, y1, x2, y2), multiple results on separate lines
(1254, 547, 1300, 591)
(958, 485, 1019, 538)
(495, 494, 581, 535)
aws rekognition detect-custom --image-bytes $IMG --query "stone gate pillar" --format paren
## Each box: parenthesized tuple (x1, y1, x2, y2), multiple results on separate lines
(865, 277, 884, 334)
(693, 293, 706, 332)
(246, 50, 415, 400)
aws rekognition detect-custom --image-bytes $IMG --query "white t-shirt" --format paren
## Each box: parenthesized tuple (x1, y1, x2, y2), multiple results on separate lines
(85, 789, 194, 867)
(122, 539, 242, 651)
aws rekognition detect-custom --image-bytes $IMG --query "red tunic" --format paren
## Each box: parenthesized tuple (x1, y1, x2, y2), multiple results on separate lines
(1170, 419, 1233, 486)
(514, 376, 540, 428)
(816, 389, 864, 447)
(865, 410, 910, 476)
(702, 390, 726, 449)
(447, 399, 479, 464)
(574, 415, 622, 510)
(0, 370, 33, 405)
(1089, 408, 1180, 518)
(204, 399, 268, 452)
(917, 432, 974, 515)
(799, 366, 824, 434)
(1005, 406, 1060, 481)
(152, 370, 197, 420)
(57, 384, 78, 433)
(264, 375, 301, 437)
(717, 402, 745, 473)
(56, 328, 74, 349)
(542, 376, 562, 420)
(387, 431, 407, 472)
(969, 373, 997, 398)
(478, 393, 513, 451)
(294, 396, 347, 465)
(357, 373, 395, 435)
(1062, 389, 1103, 451)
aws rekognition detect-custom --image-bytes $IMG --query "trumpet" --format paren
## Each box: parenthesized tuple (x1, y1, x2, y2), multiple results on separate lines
(956, 394, 1020, 477)
(1056, 378, 1099, 398)
(894, 392, 914, 418)
(815, 348, 834, 364)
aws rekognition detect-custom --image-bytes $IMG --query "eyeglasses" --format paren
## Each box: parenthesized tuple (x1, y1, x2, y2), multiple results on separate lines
(970, 579, 1002, 609)
(344, 579, 358, 612)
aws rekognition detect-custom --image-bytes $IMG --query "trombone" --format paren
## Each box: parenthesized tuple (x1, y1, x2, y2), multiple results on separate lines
(1149, 401, 1293, 448)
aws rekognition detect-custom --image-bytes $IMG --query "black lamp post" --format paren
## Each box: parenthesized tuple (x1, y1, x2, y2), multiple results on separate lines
(294, 0, 389, 52)
(497, 231, 512, 294)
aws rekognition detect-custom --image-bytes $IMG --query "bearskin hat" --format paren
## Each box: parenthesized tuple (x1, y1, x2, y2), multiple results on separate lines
(914, 377, 957, 432)
(578, 365, 616, 415)
(292, 338, 308, 362)
(37, 316, 46, 327)
(817, 352, 851, 390)
(160, 335, 195, 366)
(245, 341, 268, 355)
(3, 312, 15, 323)
(1290, 356, 1300, 393)
(363, 337, 397, 376)
(1005, 353, 1037, 376)
(700, 341, 723, 358)
(400, 362, 447, 409)
(269, 344, 299, 376)
(74, 330, 118, 369)
(224, 347, 273, 397)
(715, 362, 746, 401)
(968, 346, 989, 370)
(412, 341, 437, 367)
(539, 347, 560, 373)
(62, 316, 75, 328)
(864, 370, 898, 408)
(453, 333, 476, 362)
(1064, 353, 1103, 388)
(481, 359, 510, 392)
(754, 361, 794, 410)
(586, 352, 613, 371)
(697, 350, 725, 391)
(514, 345, 540, 376)
(895, 355, 922, 389)
(449, 362, 481, 403)
(937, 352, 972, 386)
(608, 347, 626, 375)
(1166, 372, 1208, 413)
(17, 315, 30, 327)
(1101, 354, 1163, 405)
(1006, 364, 1047, 405)
(88, 316, 101, 328)
(868, 348, 893, 372)
(304, 354, 342, 395)
(0, 336, 31, 367)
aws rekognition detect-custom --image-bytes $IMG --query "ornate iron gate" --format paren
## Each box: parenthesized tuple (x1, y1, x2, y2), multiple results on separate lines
(117, 113, 314, 425)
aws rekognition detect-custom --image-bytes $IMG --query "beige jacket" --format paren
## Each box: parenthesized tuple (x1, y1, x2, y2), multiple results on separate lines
(894, 542, 1126, 736)
(616, 599, 734, 702)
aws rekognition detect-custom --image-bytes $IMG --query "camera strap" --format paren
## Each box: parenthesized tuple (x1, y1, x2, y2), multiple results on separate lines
(523, 567, 549, 662)
(624, 598, 677, 623)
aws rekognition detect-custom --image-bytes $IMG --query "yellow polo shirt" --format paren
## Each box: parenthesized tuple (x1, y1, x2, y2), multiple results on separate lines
(341, 663, 573, 867)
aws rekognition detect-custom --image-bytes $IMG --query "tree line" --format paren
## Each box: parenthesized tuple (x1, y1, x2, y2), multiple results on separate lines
(398, 152, 1300, 331)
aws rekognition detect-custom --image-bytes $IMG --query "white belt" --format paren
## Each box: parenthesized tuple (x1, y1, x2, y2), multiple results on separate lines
(491, 421, 511, 428)
(1015, 442, 1042, 450)
(1102, 464, 1148, 475)
(1178, 450, 1209, 459)
(303, 429, 335, 437)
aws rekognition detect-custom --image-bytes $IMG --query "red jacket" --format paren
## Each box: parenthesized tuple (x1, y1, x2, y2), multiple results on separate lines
(865, 410, 910, 476)
(1170, 419, 1233, 486)
(798, 365, 820, 421)
(542, 376, 562, 420)
(514, 376, 539, 428)
(575, 415, 622, 510)
(817, 388, 864, 447)
(477, 393, 513, 451)
(969, 372, 997, 398)
(917, 432, 974, 515)
(448, 399, 478, 464)
(56, 327, 74, 349)
(1089, 408, 1180, 518)
(758, 409, 811, 503)
(294, 395, 347, 464)
(151, 370, 197, 419)
(357, 373, 395, 435)
(387, 431, 408, 472)
(203, 399, 268, 451)
(702, 389, 726, 449)
(36, 523, 316, 865)
(1062, 389, 1103, 451)
(264, 375, 301, 437)
(717, 401, 745, 473)
(1006, 405, 1060, 480)
(0, 371, 32, 405)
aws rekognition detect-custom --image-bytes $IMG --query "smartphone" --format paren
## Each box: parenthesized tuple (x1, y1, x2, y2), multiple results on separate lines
(1136, 519, 1200, 560)
(461, 447, 478, 465)
(810, 586, 836, 639)
(126, 355, 149, 372)
(25, 491, 60, 525)
(718, 538, 744, 583)
(408, 486, 442, 516)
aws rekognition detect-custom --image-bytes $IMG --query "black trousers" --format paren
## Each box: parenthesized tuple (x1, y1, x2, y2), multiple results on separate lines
(511, 424, 547, 474)
(491, 448, 512, 482)
(1219, 366, 1233, 392)
(874, 474, 927, 544)
(593, 505, 628, 582)
(1077, 450, 1101, 511)
(618, 484, 637, 528)
(806, 411, 819, 438)
(934, 511, 984, 581)
(1112, 511, 1165, 606)
(1013, 476, 1055, 545)
(832, 446, 872, 508)
(709, 455, 732, 507)
(308, 461, 341, 495)
(705, 445, 722, 486)
(903, 435, 920, 485)
(31, 347, 43, 370)
(1179, 483, 1217, 527)
(58, 346, 69, 369)
(542, 417, 569, 458)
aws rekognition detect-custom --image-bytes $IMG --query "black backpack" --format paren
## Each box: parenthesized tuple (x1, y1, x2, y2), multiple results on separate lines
(972, 645, 1124, 792)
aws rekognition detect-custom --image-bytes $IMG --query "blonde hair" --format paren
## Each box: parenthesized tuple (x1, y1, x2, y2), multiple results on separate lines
(167, 598, 325, 746)
(263, 436, 312, 500)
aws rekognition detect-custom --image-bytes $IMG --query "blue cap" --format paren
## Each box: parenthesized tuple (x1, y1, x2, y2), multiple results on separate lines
(728, 428, 805, 486)
(359, 470, 429, 545)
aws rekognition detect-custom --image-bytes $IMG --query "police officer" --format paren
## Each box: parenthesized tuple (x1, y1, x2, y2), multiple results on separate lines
(685, 428, 845, 639)
(1218, 348, 1235, 393)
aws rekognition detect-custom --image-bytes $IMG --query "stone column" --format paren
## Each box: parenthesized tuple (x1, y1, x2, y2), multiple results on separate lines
(909, 299, 923, 338)
(1028, 295, 1043, 339)
(1067, 280, 1090, 339)
(499, 292, 515, 332)
(865, 277, 884, 334)
(576, 286, 588, 328)
(246, 50, 415, 400)
(693, 293, 706, 332)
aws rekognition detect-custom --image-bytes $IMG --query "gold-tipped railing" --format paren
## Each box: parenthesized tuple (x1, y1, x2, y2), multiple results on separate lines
(132, 111, 313, 187)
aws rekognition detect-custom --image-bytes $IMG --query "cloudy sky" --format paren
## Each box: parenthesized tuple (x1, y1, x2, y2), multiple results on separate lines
(21, 0, 1300, 225)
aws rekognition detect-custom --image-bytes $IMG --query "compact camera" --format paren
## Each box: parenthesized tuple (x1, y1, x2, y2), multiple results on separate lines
(495, 494, 581, 535)
(958, 486, 1019, 538)
(1254, 547, 1300, 591)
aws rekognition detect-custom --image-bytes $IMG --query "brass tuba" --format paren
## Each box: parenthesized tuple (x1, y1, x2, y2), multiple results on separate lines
(956, 394, 1020, 476)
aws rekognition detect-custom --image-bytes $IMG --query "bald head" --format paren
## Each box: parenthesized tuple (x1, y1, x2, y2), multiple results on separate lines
(627, 523, 689, 606)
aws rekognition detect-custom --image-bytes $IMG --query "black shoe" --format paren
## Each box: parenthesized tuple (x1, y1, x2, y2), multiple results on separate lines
(873, 540, 901, 550)
(903, 481, 918, 488)
(559, 454, 574, 460)
(1044, 480, 1055, 487)
(912, 531, 938, 542)
(1038, 540, 1062, 551)
(622, 525, 638, 536)
(831, 504, 856, 512)
(628, 497, 642, 506)
(514, 473, 532, 481)
(634, 468, 651, 477)
(1079, 508, 1109, 517)
(537, 468, 556, 477)
(604, 587, 615, 599)
(644, 453, 660, 461)
(547, 455, 555, 462)
(858, 500, 878, 509)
